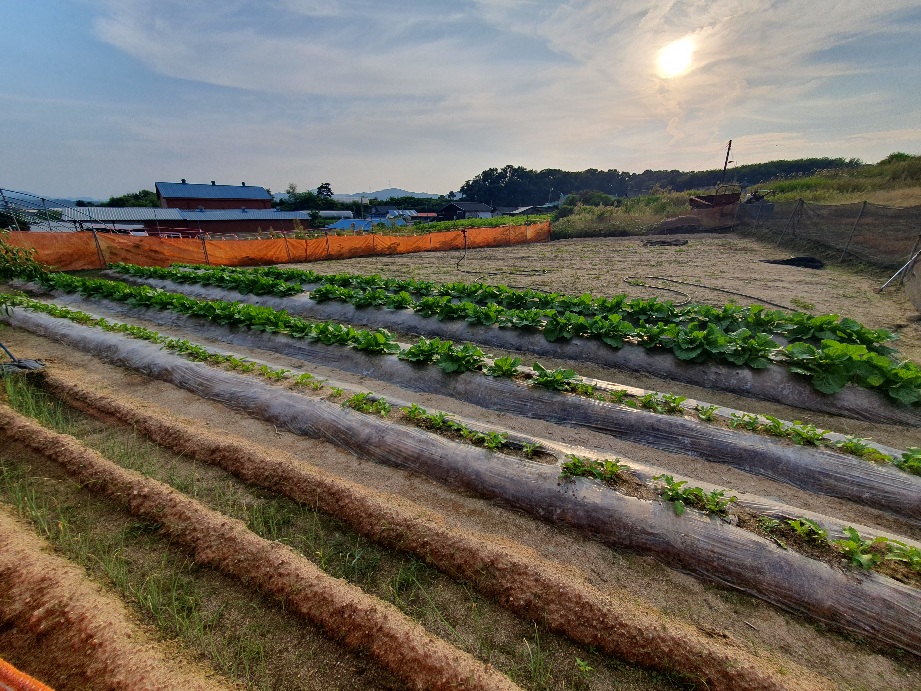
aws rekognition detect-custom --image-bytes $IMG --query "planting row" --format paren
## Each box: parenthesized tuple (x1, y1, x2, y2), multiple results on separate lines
(6, 289, 919, 489)
(108, 264, 921, 406)
(13, 276, 921, 463)
(22, 371, 834, 691)
(5, 309, 921, 659)
(5, 294, 921, 552)
(127, 263, 899, 353)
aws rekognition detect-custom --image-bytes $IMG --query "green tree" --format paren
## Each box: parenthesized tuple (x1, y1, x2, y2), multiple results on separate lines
(100, 189, 159, 207)
(316, 182, 334, 198)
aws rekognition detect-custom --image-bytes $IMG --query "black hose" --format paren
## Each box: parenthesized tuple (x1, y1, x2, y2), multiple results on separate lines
(623, 276, 794, 310)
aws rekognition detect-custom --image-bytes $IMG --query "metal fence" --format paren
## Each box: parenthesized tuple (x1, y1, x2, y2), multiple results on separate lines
(735, 199, 921, 268)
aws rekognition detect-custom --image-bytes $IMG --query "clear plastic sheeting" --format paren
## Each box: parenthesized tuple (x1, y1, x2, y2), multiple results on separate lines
(45, 292, 921, 523)
(5, 306, 921, 656)
(119, 276, 921, 427)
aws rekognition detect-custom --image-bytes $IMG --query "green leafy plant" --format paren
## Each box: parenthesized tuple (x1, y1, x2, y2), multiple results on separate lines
(485, 356, 521, 378)
(401, 403, 427, 420)
(521, 442, 542, 458)
(729, 413, 760, 431)
(653, 475, 736, 516)
(788, 422, 827, 446)
(561, 455, 628, 486)
(886, 541, 921, 572)
(531, 362, 578, 391)
(398, 336, 452, 364)
(786, 518, 828, 544)
(695, 404, 718, 422)
(437, 343, 485, 374)
(834, 526, 887, 569)
(896, 447, 921, 476)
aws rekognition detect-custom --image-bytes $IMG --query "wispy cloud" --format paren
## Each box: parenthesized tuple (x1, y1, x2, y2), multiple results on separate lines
(6, 1, 919, 195)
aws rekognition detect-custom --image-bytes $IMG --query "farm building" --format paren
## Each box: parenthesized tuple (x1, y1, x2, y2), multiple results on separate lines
(437, 202, 495, 220)
(155, 180, 274, 210)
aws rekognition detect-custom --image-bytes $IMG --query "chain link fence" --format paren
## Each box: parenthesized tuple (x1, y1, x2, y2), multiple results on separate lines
(735, 199, 921, 268)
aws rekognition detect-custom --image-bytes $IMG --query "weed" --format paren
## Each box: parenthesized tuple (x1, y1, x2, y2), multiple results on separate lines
(343, 392, 390, 416)
(328, 387, 344, 398)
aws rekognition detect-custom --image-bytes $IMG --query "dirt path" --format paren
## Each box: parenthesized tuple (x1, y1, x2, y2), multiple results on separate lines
(2, 325, 919, 690)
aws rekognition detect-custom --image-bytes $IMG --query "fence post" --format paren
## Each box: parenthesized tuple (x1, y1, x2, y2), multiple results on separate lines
(0, 189, 22, 231)
(283, 233, 292, 263)
(325, 231, 331, 259)
(40, 197, 53, 232)
(839, 200, 867, 262)
(90, 228, 107, 269)
(775, 199, 803, 246)
(200, 235, 211, 265)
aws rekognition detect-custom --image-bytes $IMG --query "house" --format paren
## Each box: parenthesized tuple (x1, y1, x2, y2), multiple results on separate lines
(437, 202, 494, 221)
(327, 218, 406, 232)
(155, 180, 274, 210)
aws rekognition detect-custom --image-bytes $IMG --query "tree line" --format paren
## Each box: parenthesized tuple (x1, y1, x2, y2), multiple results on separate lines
(457, 158, 861, 207)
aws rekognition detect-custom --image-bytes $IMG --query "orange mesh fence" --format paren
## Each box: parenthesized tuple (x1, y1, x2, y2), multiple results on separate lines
(429, 230, 466, 252)
(0, 657, 55, 691)
(99, 235, 207, 267)
(8, 222, 550, 271)
(6, 231, 102, 271)
(201, 238, 291, 266)
(305, 237, 329, 261)
(326, 234, 375, 260)
(372, 234, 432, 255)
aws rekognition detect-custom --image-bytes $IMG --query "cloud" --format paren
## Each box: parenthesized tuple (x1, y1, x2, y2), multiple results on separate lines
(10, 0, 916, 196)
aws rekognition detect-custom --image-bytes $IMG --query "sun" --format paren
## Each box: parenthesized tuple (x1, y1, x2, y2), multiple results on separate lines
(657, 37, 695, 79)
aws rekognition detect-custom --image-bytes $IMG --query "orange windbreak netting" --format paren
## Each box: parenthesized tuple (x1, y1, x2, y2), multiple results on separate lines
(8, 222, 551, 271)
(99, 235, 208, 267)
(5, 231, 102, 271)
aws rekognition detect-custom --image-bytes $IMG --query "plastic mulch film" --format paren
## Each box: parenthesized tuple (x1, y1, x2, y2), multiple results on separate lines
(47, 291, 921, 521)
(110, 275, 921, 427)
(5, 305, 921, 657)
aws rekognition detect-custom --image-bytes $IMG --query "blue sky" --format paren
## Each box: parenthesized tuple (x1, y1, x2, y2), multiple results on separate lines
(2, 1, 920, 198)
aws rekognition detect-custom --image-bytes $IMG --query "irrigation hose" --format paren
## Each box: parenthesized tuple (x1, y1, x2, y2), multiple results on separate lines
(623, 276, 794, 310)
(455, 228, 550, 285)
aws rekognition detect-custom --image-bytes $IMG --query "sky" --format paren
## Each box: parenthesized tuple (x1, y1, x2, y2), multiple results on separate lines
(2, 1, 920, 199)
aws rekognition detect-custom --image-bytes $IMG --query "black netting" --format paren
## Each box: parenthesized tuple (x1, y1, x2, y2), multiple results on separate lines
(736, 200, 921, 268)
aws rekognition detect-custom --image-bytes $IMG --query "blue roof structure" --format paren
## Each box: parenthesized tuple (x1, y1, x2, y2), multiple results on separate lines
(155, 181, 272, 201)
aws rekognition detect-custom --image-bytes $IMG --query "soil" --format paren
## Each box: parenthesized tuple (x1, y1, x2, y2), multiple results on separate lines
(0, 506, 230, 691)
(3, 232, 921, 690)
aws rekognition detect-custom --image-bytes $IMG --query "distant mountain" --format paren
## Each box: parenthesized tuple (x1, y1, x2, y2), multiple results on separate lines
(334, 188, 444, 202)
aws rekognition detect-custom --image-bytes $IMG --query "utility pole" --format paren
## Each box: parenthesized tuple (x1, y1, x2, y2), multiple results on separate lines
(720, 140, 733, 186)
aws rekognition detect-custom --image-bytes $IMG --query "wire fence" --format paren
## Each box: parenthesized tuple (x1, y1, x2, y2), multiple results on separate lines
(735, 199, 921, 268)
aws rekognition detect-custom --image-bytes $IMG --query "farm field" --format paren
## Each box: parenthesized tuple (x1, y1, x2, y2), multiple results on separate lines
(2, 230, 921, 691)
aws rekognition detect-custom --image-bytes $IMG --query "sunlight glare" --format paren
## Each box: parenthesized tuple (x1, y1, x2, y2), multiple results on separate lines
(657, 38, 695, 79)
